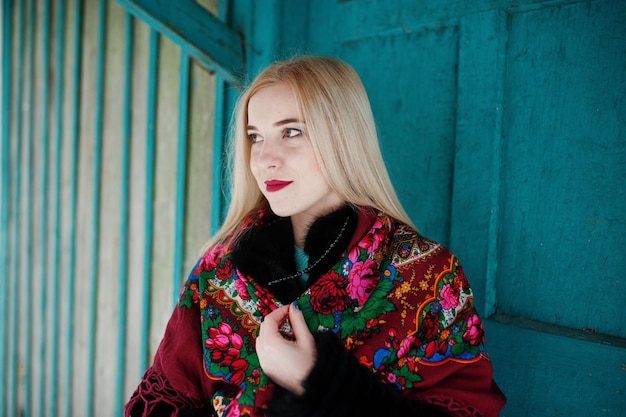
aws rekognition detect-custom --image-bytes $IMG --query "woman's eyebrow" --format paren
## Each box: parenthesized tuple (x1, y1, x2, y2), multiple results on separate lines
(274, 118, 304, 127)
(247, 118, 304, 131)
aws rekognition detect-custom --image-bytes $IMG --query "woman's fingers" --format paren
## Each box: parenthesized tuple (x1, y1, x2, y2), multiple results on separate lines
(259, 305, 290, 338)
(256, 301, 316, 394)
(288, 302, 314, 346)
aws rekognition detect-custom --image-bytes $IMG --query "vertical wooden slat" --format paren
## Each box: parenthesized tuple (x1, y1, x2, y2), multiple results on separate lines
(36, 1, 51, 415)
(48, 1, 66, 416)
(86, 0, 107, 415)
(483, 12, 509, 318)
(115, 0, 243, 86)
(211, 75, 228, 232)
(63, 0, 82, 415)
(140, 27, 159, 371)
(0, 0, 13, 412)
(211, 0, 233, 233)
(114, 10, 133, 414)
(7, 2, 25, 416)
(172, 52, 190, 304)
(450, 10, 502, 316)
(145, 31, 177, 379)
(3, 0, 224, 413)
(22, 1, 36, 414)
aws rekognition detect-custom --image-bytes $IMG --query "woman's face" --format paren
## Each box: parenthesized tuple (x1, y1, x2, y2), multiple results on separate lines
(247, 82, 343, 226)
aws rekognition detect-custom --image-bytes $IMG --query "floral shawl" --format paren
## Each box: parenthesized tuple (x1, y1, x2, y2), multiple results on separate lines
(126, 208, 505, 417)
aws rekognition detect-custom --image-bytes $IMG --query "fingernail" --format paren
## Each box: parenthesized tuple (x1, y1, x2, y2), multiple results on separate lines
(292, 301, 301, 311)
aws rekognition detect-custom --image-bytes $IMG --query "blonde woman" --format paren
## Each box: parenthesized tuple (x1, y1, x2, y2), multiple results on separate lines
(126, 56, 506, 417)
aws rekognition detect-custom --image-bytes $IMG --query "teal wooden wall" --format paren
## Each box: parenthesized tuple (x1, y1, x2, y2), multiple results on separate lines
(303, 1, 626, 415)
(1, 0, 218, 416)
(290, 1, 626, 415)
(1, 0, 624, 416)
(153, 0, 626, 415)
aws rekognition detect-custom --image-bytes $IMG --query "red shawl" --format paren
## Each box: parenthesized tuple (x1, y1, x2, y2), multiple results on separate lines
(126, 208, 505, 416)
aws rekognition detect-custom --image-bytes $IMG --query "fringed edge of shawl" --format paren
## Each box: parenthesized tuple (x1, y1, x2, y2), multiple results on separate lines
(125, 367, 206, 417)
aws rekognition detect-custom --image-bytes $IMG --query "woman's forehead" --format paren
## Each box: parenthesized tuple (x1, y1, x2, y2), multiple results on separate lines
(247, 83, 302, 125)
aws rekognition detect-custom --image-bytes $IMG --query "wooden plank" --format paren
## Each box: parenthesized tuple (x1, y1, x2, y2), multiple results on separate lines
(116, 0, 243, 85)
(35, 0, 52, 414)
(335, 25, 460, 248)
(0, 0, 14, 412)
(497, 0, 626, 337)
(451, 9, 507, 318)
(63, 0, 84, 413)
(485, 318, 626, 416)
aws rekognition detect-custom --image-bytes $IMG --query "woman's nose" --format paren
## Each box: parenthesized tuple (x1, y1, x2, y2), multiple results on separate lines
(256, 139, 282, 168)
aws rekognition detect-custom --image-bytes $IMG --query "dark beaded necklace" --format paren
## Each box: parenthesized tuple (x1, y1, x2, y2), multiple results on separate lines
(267, 216, 351, 286)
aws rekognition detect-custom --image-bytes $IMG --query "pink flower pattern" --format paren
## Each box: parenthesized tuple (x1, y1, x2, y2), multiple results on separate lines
(347, 258, 378, 306)
(439, 283, 460, 310)
(463, 314, 485, 346)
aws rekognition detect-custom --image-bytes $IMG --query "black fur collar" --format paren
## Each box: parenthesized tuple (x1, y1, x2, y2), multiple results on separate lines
(231, 205, 358, 303)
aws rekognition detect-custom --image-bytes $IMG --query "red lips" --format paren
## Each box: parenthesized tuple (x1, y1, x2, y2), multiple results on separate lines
(264, 180, 293, 192)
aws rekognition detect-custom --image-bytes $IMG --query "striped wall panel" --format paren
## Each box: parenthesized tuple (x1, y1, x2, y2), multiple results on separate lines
(0, 0, 220, 415)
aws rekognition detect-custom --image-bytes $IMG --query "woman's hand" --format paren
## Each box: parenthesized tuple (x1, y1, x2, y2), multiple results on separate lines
(256, 302, 316, 395)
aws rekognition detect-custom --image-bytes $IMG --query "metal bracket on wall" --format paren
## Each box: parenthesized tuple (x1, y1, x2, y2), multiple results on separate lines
(116, 0, 244, 86)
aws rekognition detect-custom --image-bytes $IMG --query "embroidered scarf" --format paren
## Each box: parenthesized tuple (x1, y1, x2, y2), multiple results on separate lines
(170, 208, 501, 416)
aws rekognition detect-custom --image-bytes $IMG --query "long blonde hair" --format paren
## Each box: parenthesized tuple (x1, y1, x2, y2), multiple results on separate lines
(202, 56, 414, 253)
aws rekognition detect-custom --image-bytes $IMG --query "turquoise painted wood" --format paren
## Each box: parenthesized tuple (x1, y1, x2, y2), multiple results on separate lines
(23, 2, 36, 414)
(173, 51, 191, 304)
(6, 2, 25, 416)
(36, 2, 51, 415)
(63, 1, 83, 414)
(0, 1, 13, 413)
(3, 0, 619, 415)
(114, 10, 134, 414)
(1, 1, 185, 415)
(140, 27, 160, 374)
(210, 0, 237, 230)
(49, 1, 67, 415)
(115, 0, 244, 85)
(227, 0, 626, 415)
(496, 2, 626, 338)
(484, 318, 626, 415)
(86, 1, 107, 415)
(106, 0, 626, 415)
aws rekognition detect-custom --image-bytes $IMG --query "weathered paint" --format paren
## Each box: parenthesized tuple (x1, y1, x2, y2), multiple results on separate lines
(485, 317, 626, 414)
(49, 0, 67, 415)
(173, 52, 190, 306)
(139, 26, 159, 375)
(1, 0, 624, 416)
(7, 3, 25, 417)
(497, 1, 625, 337)
(114, 10, 133, 415)
(36, 2, 51, 416)
(64, 1, 83, 414)
(0, 1, 13, 415)
(223, 0, 626, 415)
(86, 0, 106, 414)
(23, 2, 36, 414)
(1, 0, 218, 415)
(116, 0, 243, 85)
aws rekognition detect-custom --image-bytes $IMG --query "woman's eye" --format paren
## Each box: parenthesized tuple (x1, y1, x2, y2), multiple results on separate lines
(284, 128, 302, 138)
(248, 133, 262, 143)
